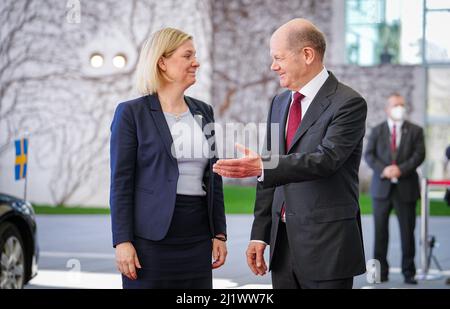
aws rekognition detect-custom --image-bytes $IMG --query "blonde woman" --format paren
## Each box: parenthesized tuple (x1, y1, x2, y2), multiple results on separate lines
(110, 28, 227, 289)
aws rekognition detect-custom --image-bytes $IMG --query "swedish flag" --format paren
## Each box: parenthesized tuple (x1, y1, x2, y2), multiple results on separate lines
(15, 138, 28, 181)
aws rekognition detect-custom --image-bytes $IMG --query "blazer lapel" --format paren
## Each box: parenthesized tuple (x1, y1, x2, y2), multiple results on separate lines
(185, 96, 209, 135)
(147, 94, 177, 163)
(185, 96, 214, 158)
(286, 72, 336, 154)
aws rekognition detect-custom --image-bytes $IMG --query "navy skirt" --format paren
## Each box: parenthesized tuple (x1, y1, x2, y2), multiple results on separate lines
(122, 194, 212, 289)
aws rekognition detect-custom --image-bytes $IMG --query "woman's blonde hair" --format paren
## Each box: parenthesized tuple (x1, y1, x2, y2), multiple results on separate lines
(136, 28, 192, 95)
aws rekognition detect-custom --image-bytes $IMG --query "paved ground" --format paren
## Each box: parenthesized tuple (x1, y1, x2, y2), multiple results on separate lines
(26, 214, 450, 289)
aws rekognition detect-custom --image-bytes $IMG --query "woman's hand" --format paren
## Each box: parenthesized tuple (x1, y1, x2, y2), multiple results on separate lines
(212, 237, 227, 269)
(115, 242, 142, 280)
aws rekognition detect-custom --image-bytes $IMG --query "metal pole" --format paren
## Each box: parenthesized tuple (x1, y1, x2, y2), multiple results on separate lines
(24, 165, 28, 201)
(422, 0, 427, 66)
(23, 133, 29, 201)
(419, 177, 429, 277)
(417, 178, 443, 280)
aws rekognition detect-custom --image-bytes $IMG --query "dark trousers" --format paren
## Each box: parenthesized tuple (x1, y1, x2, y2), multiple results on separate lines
(373, 185, 417, 279)
(271, 222, 353, 289)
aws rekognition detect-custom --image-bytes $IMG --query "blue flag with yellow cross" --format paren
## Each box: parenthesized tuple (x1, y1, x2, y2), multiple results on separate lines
(15, 138, 28, 181)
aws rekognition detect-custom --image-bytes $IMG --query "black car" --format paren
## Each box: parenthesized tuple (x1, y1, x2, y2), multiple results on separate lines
(0, 193, 38, 289)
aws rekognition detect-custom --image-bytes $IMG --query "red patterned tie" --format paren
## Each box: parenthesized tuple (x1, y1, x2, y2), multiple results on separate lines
(391, 124, 397, 164)
(281, 91, 304, 221)
(286, 92, 305, 151)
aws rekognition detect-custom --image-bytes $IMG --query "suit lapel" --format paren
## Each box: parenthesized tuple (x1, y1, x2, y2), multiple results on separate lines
(147, 94, 177, 163)
(278, 91, 291, 155)
(381, 122, 394, 162)
(286, 72, 336, 154)
(396, 121, 409, 161)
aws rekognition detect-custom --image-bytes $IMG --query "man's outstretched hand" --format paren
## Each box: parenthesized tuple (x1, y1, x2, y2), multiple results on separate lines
(213, 143, 263, 178)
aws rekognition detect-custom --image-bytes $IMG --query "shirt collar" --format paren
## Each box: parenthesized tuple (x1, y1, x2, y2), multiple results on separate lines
(387, 118, 404, 131)
(292, 67, 329, 100)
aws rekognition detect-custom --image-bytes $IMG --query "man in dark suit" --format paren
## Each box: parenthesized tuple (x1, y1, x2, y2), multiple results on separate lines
(365, 93, 425, 285)
(213, 18, 367, 289)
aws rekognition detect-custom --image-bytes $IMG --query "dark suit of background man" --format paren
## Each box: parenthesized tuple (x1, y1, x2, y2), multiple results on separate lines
(365, 93, 425, 285)
(213, 18, 367, 289)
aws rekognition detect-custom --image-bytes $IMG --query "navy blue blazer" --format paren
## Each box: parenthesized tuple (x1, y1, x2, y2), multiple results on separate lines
(110, 94, 226, 247)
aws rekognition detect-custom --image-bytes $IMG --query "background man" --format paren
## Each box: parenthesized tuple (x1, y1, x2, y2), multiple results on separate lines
(365, 93, 425, 285)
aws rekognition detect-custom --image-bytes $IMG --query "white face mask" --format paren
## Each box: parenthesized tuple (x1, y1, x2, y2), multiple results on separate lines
(390, 106, 406, 121)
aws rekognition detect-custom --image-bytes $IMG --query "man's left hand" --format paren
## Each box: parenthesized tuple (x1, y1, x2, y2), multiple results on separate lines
(213, 144, 263, 178)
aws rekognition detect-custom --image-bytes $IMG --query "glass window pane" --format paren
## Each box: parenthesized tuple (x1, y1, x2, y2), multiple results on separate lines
(399, 0, 423, 64)
(425, 11, 450, 63)
(428, 68, 450, 120)
(426, 0, 450, 10)
(425, 124, 450, 179)
(345, 0, 423, 65)
(347, 24, 378, 65)
(346, 0, 384, 24)
(426, 67, 450, 179)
